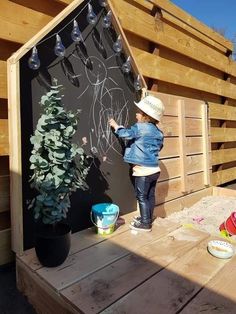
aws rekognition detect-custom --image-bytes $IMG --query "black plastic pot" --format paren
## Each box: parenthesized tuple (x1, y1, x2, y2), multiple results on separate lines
(35, 223, 71, 267)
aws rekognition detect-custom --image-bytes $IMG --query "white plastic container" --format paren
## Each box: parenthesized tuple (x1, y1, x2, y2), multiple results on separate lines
(207, 240, 235, 259)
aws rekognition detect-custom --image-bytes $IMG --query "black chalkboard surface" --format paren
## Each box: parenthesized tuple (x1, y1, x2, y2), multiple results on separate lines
(20, 0, 141, 248)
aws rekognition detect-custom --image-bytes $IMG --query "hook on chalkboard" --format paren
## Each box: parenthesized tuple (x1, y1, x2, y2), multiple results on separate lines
(103, 27, 117, 53)
(92, 28, 107, 59)
(37, 69, 53, 91)
(61, 57, 80, 87)
(75, 42, 93, 70)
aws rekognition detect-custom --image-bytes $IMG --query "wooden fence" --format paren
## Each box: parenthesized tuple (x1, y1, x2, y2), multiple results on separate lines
(1, 0, 236, 262)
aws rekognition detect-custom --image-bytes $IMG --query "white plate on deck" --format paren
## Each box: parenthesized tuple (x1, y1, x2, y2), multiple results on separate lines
(207, 240, 234, 259)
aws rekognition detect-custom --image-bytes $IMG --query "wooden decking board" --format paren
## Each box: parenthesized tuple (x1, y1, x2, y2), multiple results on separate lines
(16, 216, 236, 314)
(101, 237, 228, 314)
(19, 214, 132, 271)
(60, 227, 209, 314)
(36, 221, 180, 291)
(180, 254, 236, 314)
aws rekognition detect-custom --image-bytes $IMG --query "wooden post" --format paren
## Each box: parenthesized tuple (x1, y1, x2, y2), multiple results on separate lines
(7, 61, 24, 254)
(178, 99, 187, 193)
(201, 103, 210, 186)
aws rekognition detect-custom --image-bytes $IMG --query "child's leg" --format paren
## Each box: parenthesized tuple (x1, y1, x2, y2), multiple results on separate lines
(134, 176, 152, 225)
(148, 172, 160, 220)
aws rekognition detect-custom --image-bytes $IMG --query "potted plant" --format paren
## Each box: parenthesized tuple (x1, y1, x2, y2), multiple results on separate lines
(28, 79, 90, 267)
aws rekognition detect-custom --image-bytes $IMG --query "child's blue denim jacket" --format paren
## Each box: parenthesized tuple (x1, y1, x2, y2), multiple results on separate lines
(115, 122, 164, 167)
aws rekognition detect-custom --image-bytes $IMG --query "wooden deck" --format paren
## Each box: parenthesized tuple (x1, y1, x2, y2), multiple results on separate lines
(16, 213, 236, 314)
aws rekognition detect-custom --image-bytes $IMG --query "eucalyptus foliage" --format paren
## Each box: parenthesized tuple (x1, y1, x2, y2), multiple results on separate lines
(29, 81, 90, 225)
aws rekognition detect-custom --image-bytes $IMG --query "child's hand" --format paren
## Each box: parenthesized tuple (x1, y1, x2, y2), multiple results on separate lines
(108, 118, 118, 130)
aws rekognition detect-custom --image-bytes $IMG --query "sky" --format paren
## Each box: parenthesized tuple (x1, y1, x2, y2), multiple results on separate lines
(171, 0, 236, 42)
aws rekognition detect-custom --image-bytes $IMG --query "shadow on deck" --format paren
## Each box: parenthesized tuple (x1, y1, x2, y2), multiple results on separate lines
(16, 211, 236, 314)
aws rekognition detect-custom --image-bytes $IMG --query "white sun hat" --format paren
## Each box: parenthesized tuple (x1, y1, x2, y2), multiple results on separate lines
(134, 95, 165, 121)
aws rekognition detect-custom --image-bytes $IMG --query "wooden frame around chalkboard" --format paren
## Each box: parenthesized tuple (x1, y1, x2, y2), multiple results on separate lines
(7, 0, 147, 255)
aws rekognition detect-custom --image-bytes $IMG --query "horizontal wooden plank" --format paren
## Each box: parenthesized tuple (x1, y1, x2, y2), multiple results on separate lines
(12, 0, 67, 17)
(36, 221, 179, 291)
(132, 47, 236, 100)
(181, 254, 236, 314)
(161, 11, 231, 55)
(0, 119, 9, 155)
(0, 0, 52, 44)
(61, 227, 208, 313)
(0, 61, 7, 99)
(157, 171, 206, 204)
(155, 187, 213, 217)
(151, 91, 204, 118)
(186, 137, 206, 155)
(18, 213, 134, 271)
(160, 154, 206, 182)
(102, 237, 227, 314)
(149, 0, 233, 51)
(113, 1, 233, 74)
(157, 81, 222, 104)
(8, 0, 87, 62)
(0, 229, 14, 265)
(209, 103, 236, 121)
(211, 127, 236, 142)
(211, 167, 236, 186)
(161, 116, 202, 137)
(160, 136, 207, 158)
(211, 148, 236, 166)
(160, 137, 179, 158)
(213, 186, 236, 197)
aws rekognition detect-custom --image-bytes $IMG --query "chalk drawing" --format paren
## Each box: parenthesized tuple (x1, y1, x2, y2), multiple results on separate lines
(71, 47, 130, 164)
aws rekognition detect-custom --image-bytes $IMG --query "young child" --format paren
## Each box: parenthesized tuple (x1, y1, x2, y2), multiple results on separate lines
(108, 94, 164, 232)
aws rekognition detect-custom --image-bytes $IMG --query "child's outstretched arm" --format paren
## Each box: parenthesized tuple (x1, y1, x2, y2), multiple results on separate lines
(108, 118, 137, 140)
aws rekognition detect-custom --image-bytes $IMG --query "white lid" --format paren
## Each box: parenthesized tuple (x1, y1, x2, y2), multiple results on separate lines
(207, 240, 234, 259)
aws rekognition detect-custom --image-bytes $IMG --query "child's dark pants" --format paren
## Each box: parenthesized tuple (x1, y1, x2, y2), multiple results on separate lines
(134, 172, 160, 225)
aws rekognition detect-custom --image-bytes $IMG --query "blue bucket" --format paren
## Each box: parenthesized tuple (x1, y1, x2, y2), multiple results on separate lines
(90, 203, 119, 235)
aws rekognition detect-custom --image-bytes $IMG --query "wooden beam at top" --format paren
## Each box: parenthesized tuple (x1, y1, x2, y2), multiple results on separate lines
(0, 0, 52, 44)
(8, 0, 87, 63)
(148, 0, 233, 52)
(132, 47, 236, 100)
(112, 0, 236, 77)
(11, 0, 68, 17)
(161, 11, 228, 54)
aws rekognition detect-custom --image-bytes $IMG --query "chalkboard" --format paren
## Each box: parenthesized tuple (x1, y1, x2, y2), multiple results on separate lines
(20, 0, 141, 249)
